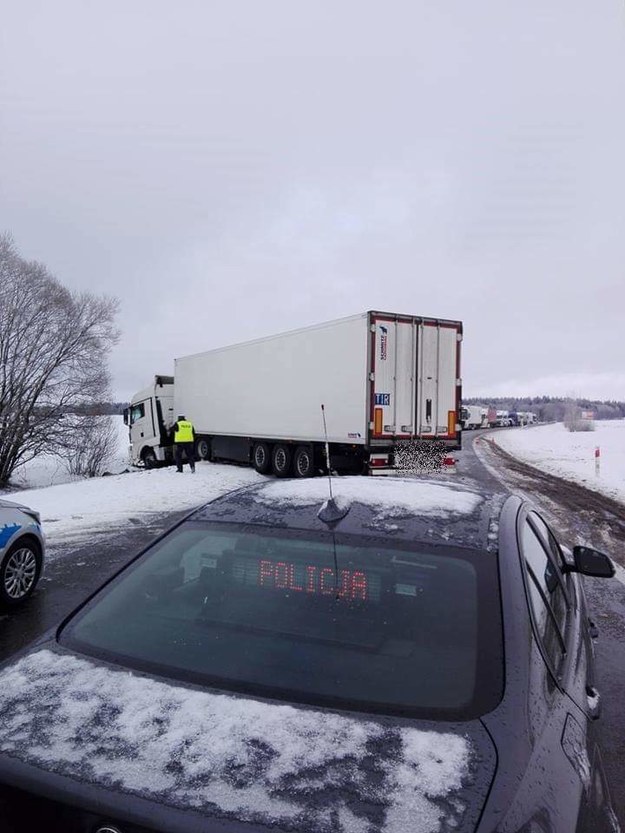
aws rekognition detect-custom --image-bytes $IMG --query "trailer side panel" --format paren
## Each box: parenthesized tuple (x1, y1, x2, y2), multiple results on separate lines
(174, 314, 370, 445)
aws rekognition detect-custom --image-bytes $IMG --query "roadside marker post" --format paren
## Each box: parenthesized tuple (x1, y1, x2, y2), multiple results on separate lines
(595, 446, 600, 477)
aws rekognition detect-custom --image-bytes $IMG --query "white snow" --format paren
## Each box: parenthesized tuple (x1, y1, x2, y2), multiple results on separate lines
(254, 478, 483, 519)
(2, 416, 266, 544)
(492, 420, 625, 506)
(0, 648, 473, 833)
(1, 415, 265, 551)
(4, 464, 264, 550)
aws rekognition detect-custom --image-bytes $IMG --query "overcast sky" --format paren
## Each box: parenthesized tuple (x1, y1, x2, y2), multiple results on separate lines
(2, 1, 624, 402)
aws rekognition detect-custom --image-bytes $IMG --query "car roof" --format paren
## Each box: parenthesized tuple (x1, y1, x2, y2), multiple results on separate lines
(190, 477, 509, 553)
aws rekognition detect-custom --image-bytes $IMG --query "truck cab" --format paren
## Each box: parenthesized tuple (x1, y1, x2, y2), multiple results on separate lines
(495, 410, 511, 427)
(460, 405, 486, 430)
(124, 376, 175, 467)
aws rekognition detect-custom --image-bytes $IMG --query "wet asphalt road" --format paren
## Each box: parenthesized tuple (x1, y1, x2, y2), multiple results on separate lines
(1, 434, 624, 826)
(0, 509, 190, 657)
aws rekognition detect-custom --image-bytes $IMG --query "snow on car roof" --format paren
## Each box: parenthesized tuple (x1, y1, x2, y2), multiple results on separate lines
(192, 477, 504, 552)
(0, 649, 474, 833)
(252, 477, 484, 519)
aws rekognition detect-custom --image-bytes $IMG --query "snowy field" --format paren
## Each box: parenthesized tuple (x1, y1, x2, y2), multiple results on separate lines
(492, 420, 625, 506)
(1, 417, 265, 550)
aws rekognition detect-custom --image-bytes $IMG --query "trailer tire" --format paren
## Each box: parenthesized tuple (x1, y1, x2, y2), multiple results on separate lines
(142, 448, 157, 469)
(253, 442, 272, 474)
(293, 446, 314, 478)
(195, 438, 211, 461)
(271, 444, 292, 478)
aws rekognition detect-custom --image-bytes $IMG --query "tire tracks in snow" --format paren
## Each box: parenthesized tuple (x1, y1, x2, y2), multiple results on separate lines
(473, 435, 625, 576)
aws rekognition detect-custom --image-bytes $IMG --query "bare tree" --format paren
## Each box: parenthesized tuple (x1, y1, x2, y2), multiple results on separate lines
(564, 402, 595, 432)
(60, 414, 121, 478)
(0, 234, 120, 486)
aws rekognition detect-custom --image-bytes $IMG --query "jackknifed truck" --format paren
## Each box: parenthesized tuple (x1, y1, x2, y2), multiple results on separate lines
(124, 311, 462, 476)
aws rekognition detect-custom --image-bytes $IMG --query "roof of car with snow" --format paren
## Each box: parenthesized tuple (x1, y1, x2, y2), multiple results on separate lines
(191, 477, 508, 553)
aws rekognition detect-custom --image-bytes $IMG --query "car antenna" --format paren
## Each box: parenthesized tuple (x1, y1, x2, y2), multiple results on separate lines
(321, 404, 333, 500)
(318, 404, 349, 524)
(319, 404, 348, 599)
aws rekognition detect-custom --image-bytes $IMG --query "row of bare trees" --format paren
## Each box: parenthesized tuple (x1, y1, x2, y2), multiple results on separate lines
(0, 234, 120, 486)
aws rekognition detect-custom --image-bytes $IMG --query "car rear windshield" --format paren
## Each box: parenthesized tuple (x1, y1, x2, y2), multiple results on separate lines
(61, 522, 503, 719)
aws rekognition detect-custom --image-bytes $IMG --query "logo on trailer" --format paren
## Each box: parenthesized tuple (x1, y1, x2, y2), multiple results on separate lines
(374, 393, 391, 406)
(379, 325, 388, 360)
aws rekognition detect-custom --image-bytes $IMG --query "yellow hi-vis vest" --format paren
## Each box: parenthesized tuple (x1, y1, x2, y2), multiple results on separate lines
(174, 420, 194, 443)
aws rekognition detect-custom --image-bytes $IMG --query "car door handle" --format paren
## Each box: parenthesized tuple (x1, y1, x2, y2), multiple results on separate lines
(586, 685, 601, 720)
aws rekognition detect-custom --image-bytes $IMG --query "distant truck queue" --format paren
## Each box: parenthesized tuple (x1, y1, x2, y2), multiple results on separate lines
(460, 405, 537, 430)
(124, 311, 463, 477)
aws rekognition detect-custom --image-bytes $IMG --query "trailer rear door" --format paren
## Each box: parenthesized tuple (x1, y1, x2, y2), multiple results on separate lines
(369, 314, 461, 443)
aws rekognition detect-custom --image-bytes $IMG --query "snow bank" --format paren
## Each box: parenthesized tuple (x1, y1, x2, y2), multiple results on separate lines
(1, 415, 264, 550)
(0, 649, 473, 833)
(492, 420, 625, 506)
(6, 464, 264, 549)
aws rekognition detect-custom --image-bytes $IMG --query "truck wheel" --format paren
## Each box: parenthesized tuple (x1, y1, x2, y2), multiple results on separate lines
(271, 444, 292, 478)
(293, 446, 314, 478)
(195, 438, 211, 460)
(143, 448, 157, 469)
(253, 442, 272, 474)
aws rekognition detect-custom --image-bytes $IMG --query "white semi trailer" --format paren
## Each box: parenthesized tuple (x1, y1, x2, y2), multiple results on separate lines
(125, 311, 463, 476)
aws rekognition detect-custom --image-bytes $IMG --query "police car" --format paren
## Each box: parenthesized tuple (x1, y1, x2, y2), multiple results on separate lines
(0, 478, 619, 832)
(0, 498, 45, 610)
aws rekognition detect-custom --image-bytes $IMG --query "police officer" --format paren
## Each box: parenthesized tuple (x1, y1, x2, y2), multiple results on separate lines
(172, 414, 196, 473)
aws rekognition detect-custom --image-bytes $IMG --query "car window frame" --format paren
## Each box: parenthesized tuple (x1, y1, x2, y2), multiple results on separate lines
(527, 513, 572, 597)
(522, 509, 602, 722)
(518, 509, 572, 683)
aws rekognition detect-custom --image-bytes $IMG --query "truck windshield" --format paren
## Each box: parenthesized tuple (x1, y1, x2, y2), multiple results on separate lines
(60, 523, 503, 720)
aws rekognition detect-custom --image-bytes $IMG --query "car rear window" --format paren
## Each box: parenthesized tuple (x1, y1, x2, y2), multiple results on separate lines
(61, 522, 503, 719)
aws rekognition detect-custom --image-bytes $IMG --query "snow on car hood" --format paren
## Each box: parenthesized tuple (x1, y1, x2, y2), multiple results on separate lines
(0, 648, 492, 833)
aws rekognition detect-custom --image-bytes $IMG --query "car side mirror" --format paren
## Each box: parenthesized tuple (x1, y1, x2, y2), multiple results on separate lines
(565, 546, 616, 578)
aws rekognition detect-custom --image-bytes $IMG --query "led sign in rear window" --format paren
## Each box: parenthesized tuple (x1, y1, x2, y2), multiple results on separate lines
(231, 557, 379, 602)
(62, 524, 503, 719)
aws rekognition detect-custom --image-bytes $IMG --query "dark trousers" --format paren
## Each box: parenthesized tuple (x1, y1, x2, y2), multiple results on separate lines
(175, 442, 195, 471)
